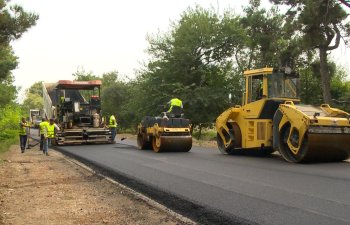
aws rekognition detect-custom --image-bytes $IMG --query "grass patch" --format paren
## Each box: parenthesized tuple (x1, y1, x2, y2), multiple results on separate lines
(118, 127, 137, 134)
(192, 128, 216, 141)
(0, 136, 18, 159)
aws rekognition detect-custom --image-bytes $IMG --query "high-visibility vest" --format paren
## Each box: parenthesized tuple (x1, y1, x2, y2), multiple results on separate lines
(47, 123, 55, 138)
(168, 98, 182, 112)
(19, 122, 28, 135)
(39, 121, 48, 135)
(109, 115, 117, 128)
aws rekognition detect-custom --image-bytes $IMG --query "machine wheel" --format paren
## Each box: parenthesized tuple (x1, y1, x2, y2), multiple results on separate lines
(137, 132, 151, 150)
(152, 136, 163, 153)
(278, 123, 308, 163)
(217, 133, 236, 155)
(217, 123, 242, 155)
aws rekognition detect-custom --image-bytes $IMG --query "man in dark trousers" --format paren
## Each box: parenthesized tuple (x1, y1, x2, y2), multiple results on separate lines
(38, 118, 48, 151)
(19, 117, 29, 153)
(109, 113, 117, 143)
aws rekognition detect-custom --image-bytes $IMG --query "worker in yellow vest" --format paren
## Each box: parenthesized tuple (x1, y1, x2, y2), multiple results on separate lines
(39, 118, 48, 151)
(43, 118, 59, 156)
(19, 117, 30, 153)
(109, 114, 117, 143)
(167, 97, 183, 113)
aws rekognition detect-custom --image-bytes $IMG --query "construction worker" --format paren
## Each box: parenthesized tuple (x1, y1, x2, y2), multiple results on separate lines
(38, 118, 49, 151)
(109, 113, 117, 143)
(19, 117, 30, 153)
(167, 97, 183, 113)
(44, 118, 56, 156)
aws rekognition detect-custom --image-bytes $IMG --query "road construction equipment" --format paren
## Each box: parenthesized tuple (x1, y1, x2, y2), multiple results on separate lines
(29, 109, 41, 128)
(137, 108, 192, 152)
(216, 67, 350, 163)
(43, 80, 112, 145)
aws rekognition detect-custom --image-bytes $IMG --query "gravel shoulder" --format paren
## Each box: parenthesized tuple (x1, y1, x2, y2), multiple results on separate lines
(0, 144, 190, 225)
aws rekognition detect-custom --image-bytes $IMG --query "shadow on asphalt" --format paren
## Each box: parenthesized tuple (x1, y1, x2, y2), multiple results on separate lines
(113, 144, 137, 150)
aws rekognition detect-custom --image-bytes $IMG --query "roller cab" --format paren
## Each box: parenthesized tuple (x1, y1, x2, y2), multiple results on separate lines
(216, 67, 350, 163)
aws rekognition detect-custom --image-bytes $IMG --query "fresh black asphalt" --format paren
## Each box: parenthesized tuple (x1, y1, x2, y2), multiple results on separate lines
(50, 137, 350, 225)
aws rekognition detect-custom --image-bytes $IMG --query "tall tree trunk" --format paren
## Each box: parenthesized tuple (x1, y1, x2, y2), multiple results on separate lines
(319, 48, 332, 104)
(197, 123, 202, 140)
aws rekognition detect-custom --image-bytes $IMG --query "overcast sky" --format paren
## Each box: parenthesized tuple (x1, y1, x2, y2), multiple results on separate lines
(10, 0, 350, 101)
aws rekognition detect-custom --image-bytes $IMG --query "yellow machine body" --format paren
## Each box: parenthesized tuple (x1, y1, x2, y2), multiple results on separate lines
(137, 116, 192, 152)
(216, 68, 350, 162)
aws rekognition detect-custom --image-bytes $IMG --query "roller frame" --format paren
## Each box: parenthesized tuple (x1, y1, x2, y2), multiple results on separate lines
(137, 119, 192, 153)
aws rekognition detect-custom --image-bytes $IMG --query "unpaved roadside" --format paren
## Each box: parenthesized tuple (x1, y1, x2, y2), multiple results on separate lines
(0, 145, 191, 225)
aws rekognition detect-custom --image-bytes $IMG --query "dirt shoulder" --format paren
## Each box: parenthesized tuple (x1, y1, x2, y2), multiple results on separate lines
(0, 144, 190, 225)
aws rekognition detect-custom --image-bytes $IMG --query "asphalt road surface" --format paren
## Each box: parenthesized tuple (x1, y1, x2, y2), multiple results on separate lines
(48, 137, 350, 225)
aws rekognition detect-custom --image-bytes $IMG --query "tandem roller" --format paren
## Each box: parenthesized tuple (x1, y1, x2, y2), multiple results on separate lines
(215, 67, 350, 163)
(137, 115, 192, 153)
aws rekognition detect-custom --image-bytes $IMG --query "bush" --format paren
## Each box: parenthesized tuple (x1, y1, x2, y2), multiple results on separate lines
(0, 105, 21, 157)
(192, 128, 217, 141)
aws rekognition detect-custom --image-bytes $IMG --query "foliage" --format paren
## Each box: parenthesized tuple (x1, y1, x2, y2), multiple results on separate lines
(21, 81, 43, 113)
(0, 0, 38, 82)
(192, 127, 216, 141)
(72, 68, 100, 81)
(0, 104, 21, 154)
(21, 3, 350, 134)
(0, 0, 38, 153)
(26, 81, 43, 96)
(81, 3, 350, 132)
(299, 60, 350, 110)
(0, 74, 17, 106)
(137, 6, 245, 126)
(101, 71, 118, 88)
(270, 0, 350, 103)
(0, 45, 18, 82)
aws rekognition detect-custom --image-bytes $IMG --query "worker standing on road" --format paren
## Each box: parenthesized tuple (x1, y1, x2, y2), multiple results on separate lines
(44, 118, 59, 156)
(167, 97, 183, 113)
(19, 117, 30, 153)
(109, 114, 117, 143)
(38, 118, 48, 151)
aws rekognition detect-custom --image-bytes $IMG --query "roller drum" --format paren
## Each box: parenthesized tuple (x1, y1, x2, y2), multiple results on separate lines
(304, 133, 350, 162)
(153, 135, 192, 152)
(279, 125, 350, 163)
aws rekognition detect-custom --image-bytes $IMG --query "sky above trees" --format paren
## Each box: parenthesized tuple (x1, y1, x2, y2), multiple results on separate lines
(9, 0, 350, 102)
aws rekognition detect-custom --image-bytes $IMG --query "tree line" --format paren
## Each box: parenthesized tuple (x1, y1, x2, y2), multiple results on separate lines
(19, 0, 350, 132)
(0, 0, 38, 149)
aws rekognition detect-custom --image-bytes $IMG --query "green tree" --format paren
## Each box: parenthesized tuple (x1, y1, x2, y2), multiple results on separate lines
(21, 81, 44, 116)
(72, 68, 100, 81)
(0, 75, 16, 106)
(139, 6, 244, 126)
(101, 71, 118, 88)
(270, 0, 350, 103)
(0, 0, 38, 82)
(27, 81, 43, 96)
(0, 0, 38, 150)
(237, 0, 309, 71)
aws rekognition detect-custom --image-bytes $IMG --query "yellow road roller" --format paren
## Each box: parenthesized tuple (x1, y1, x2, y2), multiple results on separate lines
(137, 111, 192, 152)
(216, 67, 350, 163)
